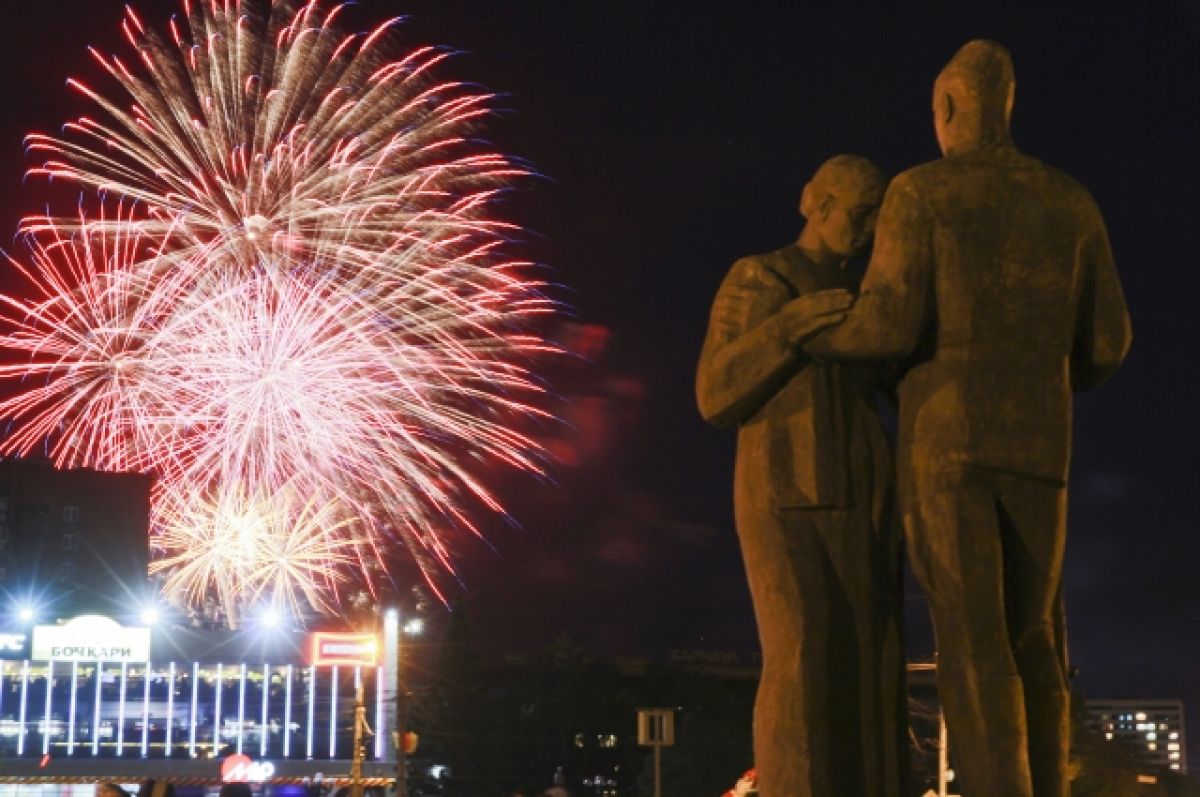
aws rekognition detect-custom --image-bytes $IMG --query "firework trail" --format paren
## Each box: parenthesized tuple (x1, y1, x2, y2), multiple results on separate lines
(0, 0, 557, 623)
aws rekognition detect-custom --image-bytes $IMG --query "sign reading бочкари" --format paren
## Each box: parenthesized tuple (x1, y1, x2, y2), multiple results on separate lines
(31, 614, 151, 662)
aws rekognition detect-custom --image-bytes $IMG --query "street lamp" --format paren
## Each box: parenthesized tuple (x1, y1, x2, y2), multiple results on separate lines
(258, 606, 282, 630)
(385, 607, 424, 797)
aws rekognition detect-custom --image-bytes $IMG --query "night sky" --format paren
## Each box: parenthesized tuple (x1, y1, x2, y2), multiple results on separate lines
(1, 0, 1197, 766)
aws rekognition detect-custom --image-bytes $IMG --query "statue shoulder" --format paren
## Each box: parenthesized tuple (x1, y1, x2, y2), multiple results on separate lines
(726, 249, 794, 289)
(1036, 161, 1104, 215)
(890, 159, 947, 195)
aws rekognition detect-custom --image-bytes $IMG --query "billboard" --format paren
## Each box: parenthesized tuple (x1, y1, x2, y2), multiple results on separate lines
(308, 631, 377, 667)
(31, 614, 151, 661)
(0, 631, 28, 659)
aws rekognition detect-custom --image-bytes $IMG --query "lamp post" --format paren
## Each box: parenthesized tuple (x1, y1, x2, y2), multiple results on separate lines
(382, 608, 422, 797)
(350, 680, 369, 797)
(380, 609, 403, 797)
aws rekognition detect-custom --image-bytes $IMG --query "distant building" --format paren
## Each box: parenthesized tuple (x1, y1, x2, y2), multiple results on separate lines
(1085, 699, 1187, 773)
(0, 458, 153, 621)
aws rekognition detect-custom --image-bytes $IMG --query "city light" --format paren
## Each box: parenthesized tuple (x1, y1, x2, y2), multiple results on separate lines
(404, 618, 426, 636)
(141, 607, 160, 626)
(16, 605, 34, 623)
(259, 607, 282, 630)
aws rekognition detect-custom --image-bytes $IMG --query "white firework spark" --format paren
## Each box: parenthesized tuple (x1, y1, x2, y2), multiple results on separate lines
(0, 0, 558, 623)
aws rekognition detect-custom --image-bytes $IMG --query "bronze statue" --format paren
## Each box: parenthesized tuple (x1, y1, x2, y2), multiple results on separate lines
(807, 40, 1133, 797)
(697, 155, 906, 797)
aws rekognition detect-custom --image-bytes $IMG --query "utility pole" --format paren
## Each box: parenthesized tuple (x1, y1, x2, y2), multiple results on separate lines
(396, 680, 409, 797)
(350, 681, 371, 797)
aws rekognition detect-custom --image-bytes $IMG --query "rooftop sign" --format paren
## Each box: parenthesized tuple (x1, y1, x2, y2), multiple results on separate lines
(308, 631, 377, 667)
(31, 614, 151, 662)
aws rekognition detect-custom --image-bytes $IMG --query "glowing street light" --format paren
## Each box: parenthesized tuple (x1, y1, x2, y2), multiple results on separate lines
(259, 607, 282, 630)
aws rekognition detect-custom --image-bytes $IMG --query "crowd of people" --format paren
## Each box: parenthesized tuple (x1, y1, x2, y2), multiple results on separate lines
(96, 780, 253, 797)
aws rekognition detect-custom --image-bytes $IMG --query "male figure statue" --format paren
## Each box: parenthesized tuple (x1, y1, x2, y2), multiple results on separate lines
(697, 155, 906, 797)
(807, 41, 1132, 797)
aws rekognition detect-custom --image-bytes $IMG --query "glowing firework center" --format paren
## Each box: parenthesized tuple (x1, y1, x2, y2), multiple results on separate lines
(0, 0, 555, 624)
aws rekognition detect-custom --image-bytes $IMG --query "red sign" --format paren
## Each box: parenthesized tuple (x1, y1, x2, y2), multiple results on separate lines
(221, 754, 251, 782)
(221, 754, 276, 782)
(308, 632, 378, 666)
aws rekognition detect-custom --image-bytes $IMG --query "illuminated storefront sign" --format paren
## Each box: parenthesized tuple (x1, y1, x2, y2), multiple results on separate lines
(0, 631, 28, 659)
(31, 614, 151, 661)
(221, 753, 277, 782)
(308, 632, 377, 667)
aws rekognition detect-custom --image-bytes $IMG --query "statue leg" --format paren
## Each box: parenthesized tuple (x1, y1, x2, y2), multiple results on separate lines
(735, 506, 851, 797)
(995, 474, 1069, 797)
(903, 461, 1033, 797)
(820, 501, 906, 797)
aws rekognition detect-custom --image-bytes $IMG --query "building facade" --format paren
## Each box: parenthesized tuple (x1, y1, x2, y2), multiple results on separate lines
(1085, 699, 1188, 774)
(0, 612, 402, 794)
(0, 460, 404, 794)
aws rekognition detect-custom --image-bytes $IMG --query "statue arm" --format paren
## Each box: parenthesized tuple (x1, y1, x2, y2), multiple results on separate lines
(696, 259, 850, 427)
(804, 177, 933, 361)
(1070, 208, 1132, 391)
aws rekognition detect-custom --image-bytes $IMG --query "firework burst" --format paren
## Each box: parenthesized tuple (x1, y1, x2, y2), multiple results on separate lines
(0, 0, 557, 623)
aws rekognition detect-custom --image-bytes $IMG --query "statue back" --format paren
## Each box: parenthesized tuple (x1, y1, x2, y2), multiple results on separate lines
(889, 146, 1119, 482)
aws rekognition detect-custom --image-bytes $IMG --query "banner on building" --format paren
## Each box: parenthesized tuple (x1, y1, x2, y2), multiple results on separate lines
(0, 631, 28, 659)
(308, 631, 378, 667)
(32, 614, 151, 661)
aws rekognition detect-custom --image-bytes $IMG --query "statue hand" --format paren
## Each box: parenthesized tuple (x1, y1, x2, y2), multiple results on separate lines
(780, 289, 853, 345)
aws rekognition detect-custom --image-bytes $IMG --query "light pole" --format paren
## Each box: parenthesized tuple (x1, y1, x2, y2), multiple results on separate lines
(350, 679, 370, 797)
(383, 608, 423, 797)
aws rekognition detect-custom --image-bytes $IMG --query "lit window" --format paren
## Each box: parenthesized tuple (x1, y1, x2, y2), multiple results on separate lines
(1169, 752, 1180, 761)
(1105, 733, 1114, 740)
(1147, 733, 1157, 741)
(1171, 764, 1181, 771)
(1148, 743, 1157, 751)
(1136, 712, 1147, 721)
(1168, 743, 1180, 751)
(1170, 732, 1179, 740)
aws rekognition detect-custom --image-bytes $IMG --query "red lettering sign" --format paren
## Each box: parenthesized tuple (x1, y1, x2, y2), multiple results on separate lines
(308, 632, 378, 666)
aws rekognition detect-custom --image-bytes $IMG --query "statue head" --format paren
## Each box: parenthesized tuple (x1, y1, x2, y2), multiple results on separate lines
(933, 40, 1015, 156)
(799, 154, 886, 260)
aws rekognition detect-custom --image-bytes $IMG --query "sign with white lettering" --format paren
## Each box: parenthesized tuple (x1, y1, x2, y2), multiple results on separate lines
(308, 631, 377, 667)
(31, 615, 151, 662)
(0, 631, 27, 659)
(221, 753, 276, 782)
